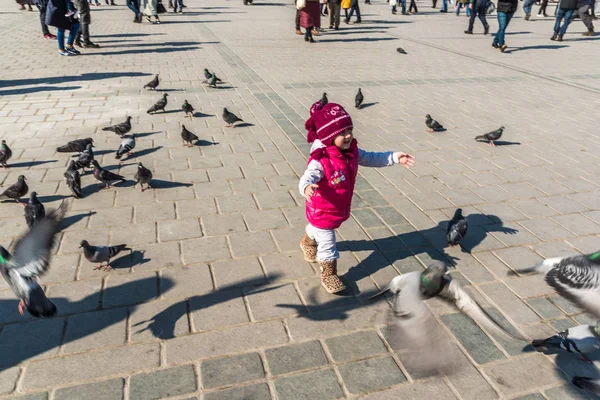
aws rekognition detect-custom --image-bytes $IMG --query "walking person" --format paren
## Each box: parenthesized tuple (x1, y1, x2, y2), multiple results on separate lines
(173, 0, 183, 13)
(464, 0, 489, 33)
(408, 0, 417, 13)
(34, 0, 56, 39)
(16, 0, 34, 10)
(327, 0, 341, 28)
(492, 0, 517, 51)
(455, 0, 471, 15)
(142, 0, 160, 23)
(73, 0, 99, 48)
(45, 0, 81, 56)
(341, 0, 351, 20)
(523, 0, 535, 19)
(577, 0, 595, 35)
(552, 0, 578, 40)
(298, 0, 320, 42)
(127, 0, 142, 22)
(537, 0, 549, 17)
(345, 0, 361, 23)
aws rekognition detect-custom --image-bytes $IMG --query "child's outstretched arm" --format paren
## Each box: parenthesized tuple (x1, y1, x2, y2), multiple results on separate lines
(299, 160, 324, 201)
(358, 149, 416, 169)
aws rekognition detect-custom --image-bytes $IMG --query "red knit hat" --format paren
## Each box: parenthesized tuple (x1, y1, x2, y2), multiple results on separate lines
(305, 101, 353, 147)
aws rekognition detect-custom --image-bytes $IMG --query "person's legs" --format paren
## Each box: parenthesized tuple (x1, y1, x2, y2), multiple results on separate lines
(467, 5, 476, 30)
(432, 0, 437, 8)
(333, 2, 341, 26)
(558, 8, 575, 35)
(295, 8, 301, 31)
(354, 0, 361, 20)
(400, 0, 406, 13)
(410, 0, 417, 12)
(306, 224, 345, 294)
(391, 0, 397, 13)
(477, 2, 489, 30)
(523, 0, 535, 16)
(67, 23, 80, 45)
(36, 3, 51, 36)
(455, 2, 461, 15)
(553, 7, 565, 33)
(176, 0, 183, 12)
(57, 28, 66, 49)
(328, 2, 335, 24)
(579, 5, 594, 32)
(538, 0, 548, 15)
(441, 0, 447, 11)
(126, 0, 140, 14)
(494, 11, 506, 46)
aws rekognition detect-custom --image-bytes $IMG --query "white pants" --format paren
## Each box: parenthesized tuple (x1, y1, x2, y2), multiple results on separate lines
(306, 224, 339, 262)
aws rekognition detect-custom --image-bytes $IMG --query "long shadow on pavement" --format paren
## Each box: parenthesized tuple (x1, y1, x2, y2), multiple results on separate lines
(0, 72, 151, 89)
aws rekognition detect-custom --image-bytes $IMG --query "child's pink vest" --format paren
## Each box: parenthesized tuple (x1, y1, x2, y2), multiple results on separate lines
(306, 140, 359, 230)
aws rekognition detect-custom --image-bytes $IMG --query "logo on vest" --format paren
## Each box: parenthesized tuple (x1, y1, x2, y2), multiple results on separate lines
(329, 170, 346, 186)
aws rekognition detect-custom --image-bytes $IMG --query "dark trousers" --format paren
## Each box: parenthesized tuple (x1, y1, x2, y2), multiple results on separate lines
(468, 0, 489, 31)
(126, 0, 140, 14)
(346, 0, 361, 20)
(538, 0, 548, 14)
(578, 4, 594, 30)
(76, 22, 90, 43)
(36, 3, 50, 35)
(295, 9, 301, 29)
(409, 0, 417, 12)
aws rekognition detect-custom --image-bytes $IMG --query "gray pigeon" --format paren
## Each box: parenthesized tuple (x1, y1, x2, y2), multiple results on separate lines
(0, 201, 67, 318)
(532, 323, 600, 363)
(134, 162, 153, 192)
(425, 114, 444, 132)
(320, 92, 328, 108)
(0, 140, 12, 169)
(56, 138, 94, 153)
(447, 208, 468, 247)
(24, 192, 45, 229)
(115, 134, 136, 160)
(64, 161, 82, 199)
(92, 160, 126, 189)
(0, 175, 28, 205)
(204, 68, 222, 82)
(222, 108, 243, 127)
(355, 88, 363, 109)
(80, 240, 131, 271)
(181, 125, 198, 147)
(143, 74, 159, 90)
(102, 116, 132, 138)
(72, 143, 94, 171)
(147, 94, 168, 114)
(475, 126, 504, 147)
(207, 74, 219, 88)
(182, 100, 195, 119)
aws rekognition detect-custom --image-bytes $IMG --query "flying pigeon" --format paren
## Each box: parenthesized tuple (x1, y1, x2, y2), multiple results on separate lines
(475, 126, 504, 147)
(222, 108, 243, 127)
(397, 47, 407, 54)
(92, 160, 126, 189)
(0, 140, 12, 169)
(72, 143, 94, 172)
(425, 114, 445, 132)
(115, 134, 136, 160)
(0, 175, 28, 205)
(147, 94, 168, 114)
(143, 74, 159, 90)
(24, 192, 45, 229)
(532, 322, 600, 363)
(134, 162, 153, 192)
(64, 160, 82, 199)
(355, 88, 364, 109)
(56, 138, 94, 153)
(320, 92, 328, 108)
(80, 240, 131, 271)
(204, 68, 222, 82)
(181, 125, 198, 147)
(0, 200, 67, 318)
(102, 116, 132, 138)
(182, 100, 195, 119)
(447, 208, 468, 247)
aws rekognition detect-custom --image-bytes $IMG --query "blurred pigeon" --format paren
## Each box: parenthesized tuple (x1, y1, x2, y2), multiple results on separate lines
(147, 94, 168, 114)
(355, 88, 364, 109)
(222, 108, 243, 127)
(24, 192, 45, 229)
(143, 74, 159, 90)
(181, 125, 198, 147)
(206, 74, 219, 88)
(397, 47, 407, 54)
(447, 208, 468, 247)
(475, 126, 504, 147)
(92, 160, 126, 189)
(80, 240, 131, 271)
(115, 134, 136, 160)
(102, 116, 132, 138)
(572, 377, 600, 395)
(320, 92, 328, 108)
(64, 160, 82, 199)
(72, 143, 94, 171)
(0, 200, 67, 318)
(425, 114, 444, 132)
(182, 100, 195, 119)
(532, 322, 600, 363)
(204, 69, 222, 82)
(0, 175, 28, 205)
(134, 162, 153, 192)
(56, 138, 94, 153)
(0, 140, 12, 169)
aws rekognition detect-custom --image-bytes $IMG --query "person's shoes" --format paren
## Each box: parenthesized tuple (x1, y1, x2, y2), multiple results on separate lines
(334, 26, 339, 29)
(319, 260, 346, 294)
(499, 44, 507, 52)
(305, 36, 309, 42)
(464, 30, 473, 34)
(58, 49, 72, 56)
(44, 33, 57, 39)
(491, 42, 499, 48)
(146, 15, 152, 22)
(582, 29, 595, 36)
(299, 233, 318, 263)
(402, 11, 409, 14)
(593, 14, 598, 20)
(557, 34, 563, 41)
(75, 39, 83, 47)
(65, 45, 81, 55)
(19, 4, 25, 10)
(309, 38, 316, 43)
(178, 10, 183, 13)
(344, 18, 349, 23)
(484, 25, 489, 34)
(524, 13, 530, 20)
(311, 29, 319, 35)
(296, 28, 302, 35)
(537, 12, 543, 16)
(392, 9, 397, 14)
(550, 32, 557, 40)
(355, 18, 361, 23)
(440, 9, 447, 12)
(329, 25, 334, 28)
(83, 41, 100, 48)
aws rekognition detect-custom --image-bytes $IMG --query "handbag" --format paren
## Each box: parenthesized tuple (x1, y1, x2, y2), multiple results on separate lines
(157, 0, 167, 13)
(486, 0, 495, 14)
(296, 0, 306, 9)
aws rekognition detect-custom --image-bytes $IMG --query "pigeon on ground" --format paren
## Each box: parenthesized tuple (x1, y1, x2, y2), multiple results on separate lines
(147, 94, 168, 114)
(355, 88, 364, 109)
(397, 47, 407, 54)
(475, 126, 505, 147)
(80, 240, 131, 271)
(134, 162, 153, 192)
(182, 100, 195, 119)
(102, 116, 132, 138)
(0, 140, 12, 169)
(24, 192, 45, 229)
(532, 322, 600, 363)
(572, 377, 600, 395)
(0, 200, 67, 318)
(72, 143, 94, 171)
(447, 208, 468, 247)
(143, 74, 159, 90)
(181, 125, 198, 147)
(56, 138, 94, 153)
(206, 74, 220, 88)
(425, 114, 445, 132)
(92, 160, 126, 189)
(115, 134, 136, 160)
(0, 175, 28, 205)
(64, 160, 82, 199)
(204, 68, 222, 82)
(320, 92, 328, 108)
(222, 108, 243, 127)
(509, 251, 600, 319)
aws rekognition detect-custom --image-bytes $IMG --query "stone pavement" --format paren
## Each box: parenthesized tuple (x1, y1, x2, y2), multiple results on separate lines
(1, 0, 600, 398)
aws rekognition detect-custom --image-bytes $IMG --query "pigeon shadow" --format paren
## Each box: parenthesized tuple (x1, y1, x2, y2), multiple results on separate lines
(155, 88, 185, 93)
(104, 163, 135, 171)
(86, 149, 114, 156)
(192, 112, 215, 118)
(0, 72, 151, 88)
(359, 102, 379, 109)
(553, 348, 600, 397)
(476, 140, 521, 146)
(110, 250, 150, 270)
(135, 131, 162, 138)
(504, 44, 569, 53)
(82, 184, 104, 197)
(0, 86, 82, 96)
(150, 180, 192, 189)
(0, 276, 174, 372)
(129, 146, 163, 158)
(194, 139, 219, 147)
(9, 160, 57, 168)
(62, 211, 96, 230)
(231, 122, 254, 128)
(318, 37, 398, 43)
(35, 194, 70, 203)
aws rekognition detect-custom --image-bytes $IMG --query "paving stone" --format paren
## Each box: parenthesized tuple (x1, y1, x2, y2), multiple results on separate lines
(519, 218, 575, 241)
(228, 231, 278, 258)
(103, 273, 158, 308)
(160, 264, 213, 299)
(265, 340, 328, 375)
(260, 251, 315, 281)
(0, 366, 19, 395)
(40, 253, 79, 284)
(493, 247, 543, 271)
(359, 378, 457, 400)
(46, 279, 102, 316)
(274, 369, 343, 400)
(89, 206, 133, 228)
(441, 313, 505, 364)
(325, 330, 388, 363)
(512, 394, 545, 400)
(505, 275, 557, 298)
(1, 394, 48, 400)
(62, 308, 127, 353)
(245, 283, 304, 320)
(544, 384, 591, 400)
(135, 202, 176, 222)
(176, 198, 218, 218)
(212, 257, 266, 288)
(352, 208, 386, 228)
(129, 298, 189, 341)
(182, 236, 231, 264)
(444, 344, 498, 400)
(202, 213, 247, 236)
(113, 241, 182, 273)
(479, 282, 540, 325)
(339, 356, 406, 395)
(204, 383, 271, 400)
(54, 378, 124, 400)
(158, 218, 202, 242)
(109, 222, 157, 247)
(202, 352, 264, 389)
(217, 194, 258, 213)
(130, 365, 197, 400)
(526, 297, 565, 319)
(254, 190, 298, 209)
(553, 214, 600, 236)
(243, 209, 289, 231)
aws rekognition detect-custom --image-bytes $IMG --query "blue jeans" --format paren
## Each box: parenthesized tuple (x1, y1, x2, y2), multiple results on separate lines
(347, 0, 361, 20)
(523, 0, 535, 14)
(455, 3, 471, 15)
(441, 0, 447, 11)
(392, 0, 407, 13)
(493, 11, 513, 46)
(554, 7, 575, 35)
(126, 0, 140, 14)
(174, 0, 183, 10)
(57, 23, 80, 50)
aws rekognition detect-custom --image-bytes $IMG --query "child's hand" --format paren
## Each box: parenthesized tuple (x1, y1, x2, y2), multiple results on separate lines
(304, 184, 318, 201)
(396, 152, 416, 168)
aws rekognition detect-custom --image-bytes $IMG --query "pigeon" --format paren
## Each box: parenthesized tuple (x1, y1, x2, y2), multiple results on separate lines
(181, 125, 198, 147)
(206, 74, 219, 88)
(134, 162, 153, 192)
(0, 175, 28, 205)
(143, 74, 159, 90)
(475, 126, 504, 147)
(64, 160, 82, 199)
(204, 68, 222, 82)
(509, 251, 600, 319)
(320, 92, 328, 108)
(572, 377, 600, 395)
(0, 200, 67, 318)
(425, 114, 445, 132)
(147, 94, 168, 114)
(0, 140, 12, 169)
(222, 108, 243, 127)
(396, 47, 407, 54)
(92, 160, 126, 189)
(72, 143, 94, 171)
(447, 208, 468, 247)
(56, 138, 94, 153)
(24, 192, 45, 229)
(102, 116, 132, 138)
(182, 100, 195, 119)
(355, 88, 364, 109)
(115, 134, 136, 160)
(532, 322, 600, 363)
(80, 240, 131, 271)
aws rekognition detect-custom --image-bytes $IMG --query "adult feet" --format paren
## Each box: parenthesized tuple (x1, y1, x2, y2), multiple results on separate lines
(464, 30, 473, 34)
(499, 44, 507, 52)
(550, 32, 558, 40)
(524, 13, 530, 20)
(43, 33, 57, 39)
(83, 41, 100, 48)
(582, 29, 595, 36)
(484, 25, 489, 34)
(296, 28, 302, 35)
(556, 34, 563, 41)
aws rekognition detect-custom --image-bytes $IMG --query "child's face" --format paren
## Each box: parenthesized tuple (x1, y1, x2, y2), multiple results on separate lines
(333, 129, 353, 150)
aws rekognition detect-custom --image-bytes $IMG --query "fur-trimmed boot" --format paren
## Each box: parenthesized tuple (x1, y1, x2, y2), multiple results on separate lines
(299, 233, 317, 263)
(319, 260, 346, 294)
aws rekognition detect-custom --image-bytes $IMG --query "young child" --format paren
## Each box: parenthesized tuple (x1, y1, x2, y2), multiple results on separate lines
(298, 102, 416, 294)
